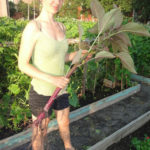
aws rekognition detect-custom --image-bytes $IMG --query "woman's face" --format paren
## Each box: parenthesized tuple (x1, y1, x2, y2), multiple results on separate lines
(42, 0, 64, 14)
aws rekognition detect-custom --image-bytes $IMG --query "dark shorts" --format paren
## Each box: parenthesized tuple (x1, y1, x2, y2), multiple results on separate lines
(29, 86, 70, 117)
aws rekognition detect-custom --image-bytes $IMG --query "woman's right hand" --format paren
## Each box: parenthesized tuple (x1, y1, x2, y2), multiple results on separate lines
(51, 76, 70, 89)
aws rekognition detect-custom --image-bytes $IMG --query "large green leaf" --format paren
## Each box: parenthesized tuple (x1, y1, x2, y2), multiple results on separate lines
(90, 0, 105, 21)
(95, 50, 115, 59)
(113, 33, 131, 46)
(8, 84, 20, 95)
(99, 8, 123, 33)
(116, 52, 137, 74)
(69, 92, 79, 107)
(119, 22, 150, 37)
(113, 8, 123, 29)
(111, 39, 129, 53)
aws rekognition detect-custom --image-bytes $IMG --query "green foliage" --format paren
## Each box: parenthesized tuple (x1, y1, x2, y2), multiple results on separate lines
(9, 1, 16, 17)
(129, 26, 150, 77)
(56, 17, 96, 39)
(0, 94, 11, 128)
(131, 135, 150, 150)
(58, 0, 91, 18)
(89, 0, 150, 76)
(133, 0, 150, 23)
(16, 0, 40, 19)
(0, 14, 149, 134)
(58, 0, 133, 18)
(98, 0, 133, 15)
(13, 0, 134, 20)
(0, 17, 95, 131)
(0, 17, 31, 131)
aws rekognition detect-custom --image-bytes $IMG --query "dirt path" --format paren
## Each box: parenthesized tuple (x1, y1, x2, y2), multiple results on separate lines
(14, 84, 150, 150)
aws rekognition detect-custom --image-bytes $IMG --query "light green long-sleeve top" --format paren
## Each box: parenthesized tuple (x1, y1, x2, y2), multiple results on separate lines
(31, 32, 68, 96)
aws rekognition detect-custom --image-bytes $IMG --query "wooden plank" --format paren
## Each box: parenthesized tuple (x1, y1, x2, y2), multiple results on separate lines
(88, 111, 150, 150)
(131, 73, 150, 85)
(0, 84, 140, 150)
(69, 84, 141, 123)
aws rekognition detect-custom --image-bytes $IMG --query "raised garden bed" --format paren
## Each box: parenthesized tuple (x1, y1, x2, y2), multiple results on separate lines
(89, 110, 150, 150)
(0, 84, 140, 150)
(107, 118, 150, 150)
(9, 83, 150, 150)
(131, 73, 150, 85)
(87, 75, 150, 150)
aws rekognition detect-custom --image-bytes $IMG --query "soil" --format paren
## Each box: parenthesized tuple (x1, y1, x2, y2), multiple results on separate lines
(0, 82, 122, 140)
(11, 83, 150, 150)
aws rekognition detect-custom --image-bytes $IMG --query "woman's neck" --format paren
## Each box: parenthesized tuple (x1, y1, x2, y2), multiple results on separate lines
(38, 8, 55, 23)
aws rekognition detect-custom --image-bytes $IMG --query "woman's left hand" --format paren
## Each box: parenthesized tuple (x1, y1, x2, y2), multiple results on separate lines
(81, 50, 92, 62)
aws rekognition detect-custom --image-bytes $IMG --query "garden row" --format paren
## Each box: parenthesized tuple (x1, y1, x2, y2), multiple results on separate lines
(1, 82, 149, 150)
(0, 14, 150, 135)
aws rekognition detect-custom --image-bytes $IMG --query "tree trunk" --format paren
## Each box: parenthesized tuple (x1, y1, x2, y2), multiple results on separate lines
(27, 4, 30, 20)
(0, 0, 9, 17)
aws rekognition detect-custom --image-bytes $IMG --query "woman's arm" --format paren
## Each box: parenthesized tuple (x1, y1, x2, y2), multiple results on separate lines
(65, 50, 91, 62)
(65, 51, 77, 62)
(18, 21, 69, 89)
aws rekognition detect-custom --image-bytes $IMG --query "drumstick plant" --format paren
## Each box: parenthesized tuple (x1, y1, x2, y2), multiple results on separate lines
(33, 0, 150, 126)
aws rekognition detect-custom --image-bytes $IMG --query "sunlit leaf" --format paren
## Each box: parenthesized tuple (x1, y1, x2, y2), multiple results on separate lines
(100, 8, 123, 33)
(111, 39, 129, 53)
(113, 8, 123, 29)
(119, 22, 150, 37)
(116, 52, 137, 73)
(71, 49, 82, 65)
(90, 0, 105, 21)
(95, 50, 115, 59)
(8, 84, 20, 95)
(113, 33, 131, 46)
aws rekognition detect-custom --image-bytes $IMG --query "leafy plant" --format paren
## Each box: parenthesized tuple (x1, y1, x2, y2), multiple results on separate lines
(131, 135, 150, 150)
(0, 18, 31, 131)
(87, 0, 150, 88)
(133, 0, 150, 23)
(129, 28, 150, 77)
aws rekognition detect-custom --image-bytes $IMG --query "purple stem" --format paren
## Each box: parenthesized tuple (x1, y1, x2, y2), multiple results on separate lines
(33, 112, 45, 126)
(44, 87, 61, 112)
(33, 64, 78, 126)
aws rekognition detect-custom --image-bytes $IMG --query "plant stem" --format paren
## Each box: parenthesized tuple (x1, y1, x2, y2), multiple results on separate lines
(121, 65, 123, 90)
(93, 63, 99, 96)
(88, 30, 102, 53)
(65, 29, 102, 76)
(81, 63, 88, 96)
(102, 29, 137, 42)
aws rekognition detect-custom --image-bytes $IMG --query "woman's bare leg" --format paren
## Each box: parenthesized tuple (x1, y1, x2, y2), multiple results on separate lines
(55, 107, 75, 150)
(32, 115, 50, 150)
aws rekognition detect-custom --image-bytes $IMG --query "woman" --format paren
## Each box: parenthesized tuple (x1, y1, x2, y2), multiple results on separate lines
(18, 0, 88, 150)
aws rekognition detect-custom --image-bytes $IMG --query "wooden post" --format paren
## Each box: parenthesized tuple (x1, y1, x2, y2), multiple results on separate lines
(0, 0, 9, 17)
(27, 3, 30, 20)
(33, 0, 35, 19)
